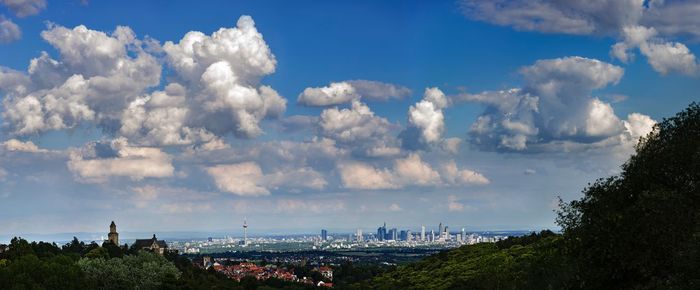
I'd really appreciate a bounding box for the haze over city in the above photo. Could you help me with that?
[1,0,698,238]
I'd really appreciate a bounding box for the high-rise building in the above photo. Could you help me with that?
[321,229,328,241]
[406,230,412,241]
[377,223,387,241]
[356,229,363,242]
[461,228,466,242]
[438,223,443,236]
[430,230,435,241]
[399,230,408,241]
[421,225,426,241]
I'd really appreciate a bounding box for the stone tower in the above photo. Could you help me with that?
[108,221,119,245]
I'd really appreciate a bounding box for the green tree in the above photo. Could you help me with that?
[558,103,700,289]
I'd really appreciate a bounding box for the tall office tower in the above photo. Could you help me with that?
[321,229,328,241]
[461,228,466,241]
[243,218,248,246]
[431,230,435,241]
[399,230,407,241]
[443,226,449,240]
[377,223,387,241]
[356,229,363,242]
[421,225,426,241]
[406,230,412,241]
[438,223,443,236]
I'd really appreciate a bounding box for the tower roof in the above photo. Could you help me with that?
[110,221,116,226]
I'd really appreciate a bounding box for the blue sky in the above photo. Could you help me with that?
[0,0,698,237]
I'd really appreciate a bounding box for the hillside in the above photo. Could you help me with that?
[360,231,571,290]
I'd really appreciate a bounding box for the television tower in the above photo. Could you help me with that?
[243,218,248,246]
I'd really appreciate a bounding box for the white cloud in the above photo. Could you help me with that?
[206,162,269,196]
[206,162,327,196]
[624,113,656,141]
[0,0,46,18]
[2,24,160,135]
[2,139,47,153]
[441,161,490,186]
[338,153,488,190]
[461,0,700,76]
[402,88,448,149]
[298,80,410,107]
[337,161,398,190]
[0,15,20,43]
[463,57,644,152]
[298,82,359,106]
[394,153,441,186]
[1,15,286,146]
[612,25,699,75]
[67,138,174,183]
[319,100,394,143]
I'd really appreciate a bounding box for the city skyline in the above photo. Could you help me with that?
[2,1,699,234]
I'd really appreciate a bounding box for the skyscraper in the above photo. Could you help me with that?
[321,229,328,241]
[461,227,466,242]
[377,222,387,241]
[421,225,426,241]
[356,229,363,242]
[438,222,443,236]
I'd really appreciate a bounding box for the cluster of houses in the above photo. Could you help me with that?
[198,258,334,287]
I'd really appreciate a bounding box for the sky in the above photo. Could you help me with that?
[0,0,699,237]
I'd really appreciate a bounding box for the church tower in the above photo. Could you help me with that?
[108,221,119,245]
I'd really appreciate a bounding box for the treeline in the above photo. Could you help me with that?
[0,237,318,289]
[344,103,700,289]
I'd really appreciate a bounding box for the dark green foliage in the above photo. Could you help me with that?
[558,103,700,289]
[362,234,572,290]
[332,261,394,288]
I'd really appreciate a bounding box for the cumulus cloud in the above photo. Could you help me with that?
[319,100,395,144]
[67,138,174,183]
[298,80,410,107]
[206,162,327,196]
[612,25,699,75]
[206,162,269,196]
[2,139,47,153]
[441,161,490,185]
[2,24,160,135]
[159,16,286,139]
[460,0,700,76]
[337,161,398,190]
[0,15,20,43]
[401,88,448,149]
[1,15,286,147]
[461,56,655,152]
[337,153,488,190]
[0,0,46,18]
